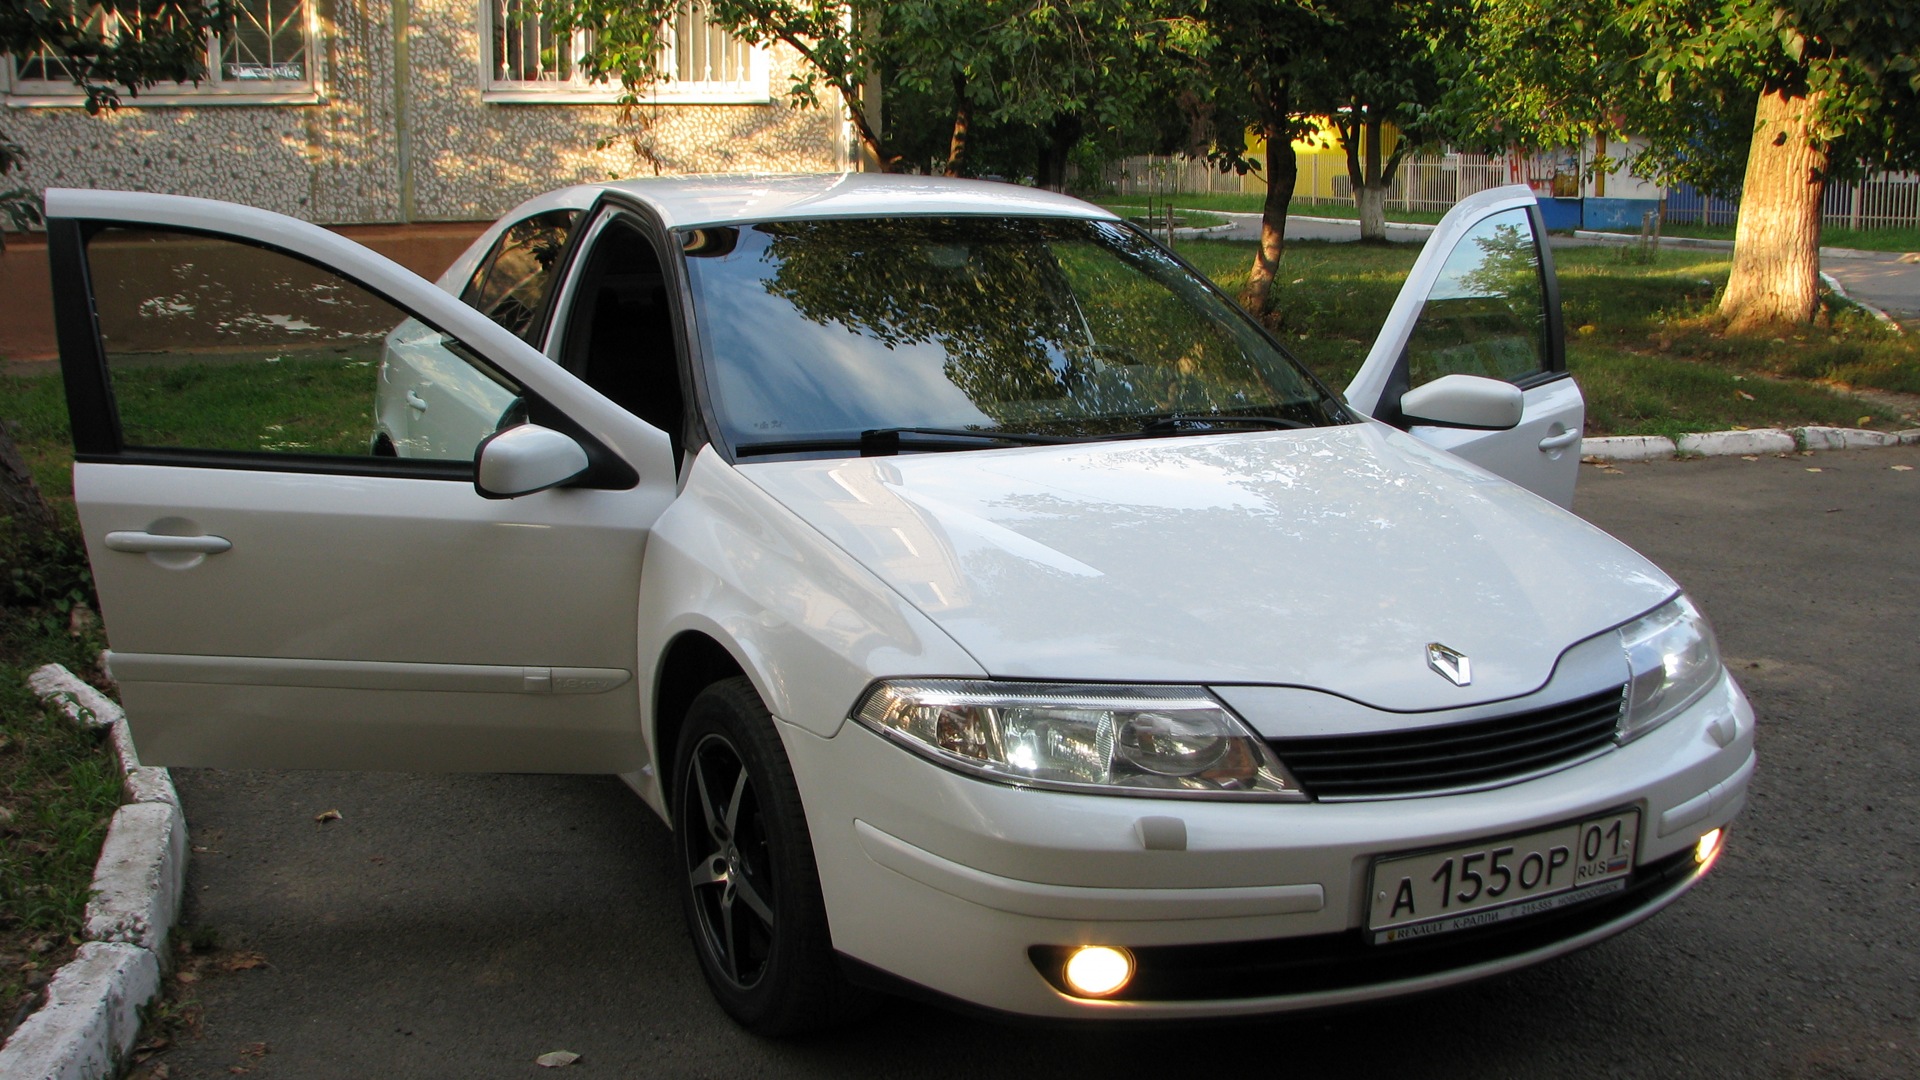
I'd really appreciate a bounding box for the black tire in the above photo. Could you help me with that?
[672,677,873,1035]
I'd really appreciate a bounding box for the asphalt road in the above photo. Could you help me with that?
[148,447,1919,1079]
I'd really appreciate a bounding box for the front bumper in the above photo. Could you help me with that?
[779,672,1755,1019]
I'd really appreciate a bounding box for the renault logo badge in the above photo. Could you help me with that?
[1427,642,1472,686]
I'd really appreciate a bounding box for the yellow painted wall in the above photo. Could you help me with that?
[1242,118,1402,198]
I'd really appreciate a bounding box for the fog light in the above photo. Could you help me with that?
[1062,945,1134,998]
[1695,828,1724,866]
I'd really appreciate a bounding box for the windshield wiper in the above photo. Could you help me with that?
[1137,414,1310,435]
[735,427,1082,458]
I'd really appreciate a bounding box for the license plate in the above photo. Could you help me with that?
[1367,809,1640,945]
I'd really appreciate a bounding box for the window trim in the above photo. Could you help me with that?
[3,0,323,108]
[476,0,770,106]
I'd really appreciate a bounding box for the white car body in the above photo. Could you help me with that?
[45,176,1752,1027]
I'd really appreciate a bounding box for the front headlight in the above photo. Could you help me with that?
[852,680,1306,800]
[1618,595,1722,743]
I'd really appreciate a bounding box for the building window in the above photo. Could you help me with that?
[4,1,318,106]
[484,0,768,104]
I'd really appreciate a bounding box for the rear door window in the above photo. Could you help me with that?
[459,210,578,341]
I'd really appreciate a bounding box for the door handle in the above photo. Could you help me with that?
[406,389,429,411]
[1537,429,1581,451]
[104,531,232,555]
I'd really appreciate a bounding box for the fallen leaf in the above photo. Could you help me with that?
[175,971,200,984]
[536,1051,582,1068]
[1735,390,1755,401]
[1892,465,1914,471]
[240,1042,268,1059]
[221,951,268,972]
[1826,507,1843,513]
[1741,455,1760,461]
[1858,415,1875,426]
[1806,467,1823,473]
[314,809,341,824]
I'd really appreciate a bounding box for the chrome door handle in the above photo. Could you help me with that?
[104,531,232,555]
[1537,429,1581,451]
[406,389,429,411]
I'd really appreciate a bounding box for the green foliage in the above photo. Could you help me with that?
[1453,0,1920,192]
[539,0,887,161]
[1302,0,1469,188]
[881,0,1207,175]
[1628,0,1920,180]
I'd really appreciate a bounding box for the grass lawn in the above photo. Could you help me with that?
[1178,237,1919,436]
[0,492,119,1032]
[0,369,124,1033]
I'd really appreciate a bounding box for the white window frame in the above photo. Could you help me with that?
[480,0,770,106]
[3,1,322,108]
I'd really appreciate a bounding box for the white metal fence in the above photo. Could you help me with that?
[1080,153,1920,231]
[1079,152,1510,213]
[1822,174,1920,231]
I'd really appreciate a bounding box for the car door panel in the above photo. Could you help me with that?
[47,189,677,772]
[1409,374,1584,507]
[1347,185,1584,506]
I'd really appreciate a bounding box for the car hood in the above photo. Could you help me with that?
[738,424,1675,711]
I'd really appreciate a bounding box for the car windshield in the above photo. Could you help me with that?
[679,216,1345,457]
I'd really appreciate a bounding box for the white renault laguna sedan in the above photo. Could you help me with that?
[46,175,1752,1034]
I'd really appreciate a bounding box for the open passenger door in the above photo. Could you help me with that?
[1345,185,1585,507]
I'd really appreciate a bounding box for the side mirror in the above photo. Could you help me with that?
[1399,374,1524,430]
[475,423,590,499]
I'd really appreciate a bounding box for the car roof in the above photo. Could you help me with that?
[505,172,1122,230]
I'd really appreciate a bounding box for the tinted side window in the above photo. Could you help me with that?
[86,226,522,464]
[1402,208,1551,389]
[459,210,578,341]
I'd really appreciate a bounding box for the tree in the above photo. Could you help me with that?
[1182,0,1336,317]
[1632,1,1920,330]
[1305,0,1464,241]
[1457,0,1920,331]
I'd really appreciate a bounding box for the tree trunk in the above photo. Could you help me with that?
[1034,114,1082,193]
[943,72,971,178]
[1241,123,1297,316]
[1721,88,1828,332]
[1355,185,1387,241]
[1355,117,1388,241]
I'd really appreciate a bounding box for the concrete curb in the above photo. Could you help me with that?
[1819,270,1905,335]
[1289,213,1437,235]
[0,666,186,1080]
[1583,425,1920,462]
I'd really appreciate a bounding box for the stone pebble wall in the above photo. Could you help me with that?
[3,0,843,226]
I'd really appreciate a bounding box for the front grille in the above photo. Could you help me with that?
[1269,686,1625,799]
